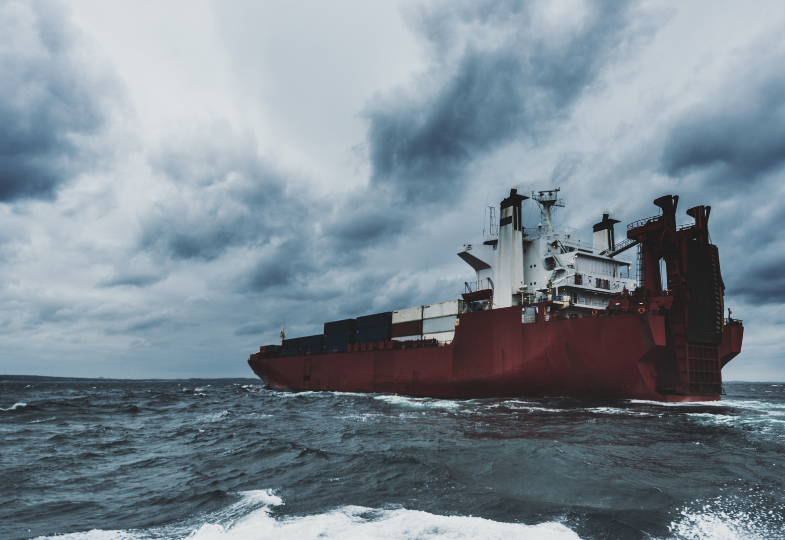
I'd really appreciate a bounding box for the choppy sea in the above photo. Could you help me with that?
[1,379,784,540]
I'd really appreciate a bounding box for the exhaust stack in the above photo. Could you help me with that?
[496,189,528,307]
[593,213,620,254]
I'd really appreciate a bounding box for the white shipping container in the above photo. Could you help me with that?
[391,335,421,341]
[422,315,457,334]
[423,300,464,319]
[392,306,423,324]
[423,331,455,344]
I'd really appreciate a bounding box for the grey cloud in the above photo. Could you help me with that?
[97,273,165,288]
[0,0,121,202]
[246,257,297,291]
[141,124,301,261]
[234,323,268,336]
[36,303,81,324]
[729,259,785,305]
[243,239,317,293]
[364,0,650,201]
[124,316,170,333]
[321,197,408,254]
[660,57,785,185]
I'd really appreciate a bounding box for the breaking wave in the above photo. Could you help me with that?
[1,402,27,411]
[31,490,581,540]
[667,493,785,540]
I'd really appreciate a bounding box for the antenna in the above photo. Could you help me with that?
[280,322,286,346]
[482,191,489,235]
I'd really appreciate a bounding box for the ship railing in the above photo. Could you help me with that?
[627,214,663,230]
[523,226,578,240]
[725,318,743,327]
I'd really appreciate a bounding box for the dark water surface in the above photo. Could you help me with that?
[1,379,784,539]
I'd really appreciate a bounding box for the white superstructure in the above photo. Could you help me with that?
[458,188,637,311]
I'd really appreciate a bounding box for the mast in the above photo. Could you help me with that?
[532,189,563,238]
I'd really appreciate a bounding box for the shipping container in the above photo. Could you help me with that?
[422,315,458,334]
[282,347,300,357]
[391,319,422,337]
[423,300,464,319]
[356,325,392,343]
[300,334,324,348]
[356,312,393,329]
[261,344,280,354]
[392,335,421,341]
[301,346,322,355]
[392,306,423,324]
[324,318,356,334]
[324,330,355,345]
[422,331,455,343]
[282,337,300,349]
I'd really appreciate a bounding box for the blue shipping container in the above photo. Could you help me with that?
[300,334,324,348]
[325,331,355,345]
[324,319,356,334]
[356,325,391,343]
[356,312,392,330]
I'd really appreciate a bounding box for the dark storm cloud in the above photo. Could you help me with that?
[141,124,302,262]
[0,0,120,202]
[660,57,785,185]
[364,0,649,200]
[320,195,410,255]
[705,197,785,307]
[730,259,785,304]
[244,240,309,292]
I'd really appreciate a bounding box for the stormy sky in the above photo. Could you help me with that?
[1,0,784,380]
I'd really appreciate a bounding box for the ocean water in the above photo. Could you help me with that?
[1,379,784,540]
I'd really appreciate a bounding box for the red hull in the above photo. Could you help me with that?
[248,306,743,402]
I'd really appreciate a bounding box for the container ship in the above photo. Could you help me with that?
[247,189,743,402]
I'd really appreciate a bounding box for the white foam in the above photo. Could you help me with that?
[243,413,273,420]
[200,506,581,540]
[29,416,57,424]
[685,412,785,431]
[667,496,785,540]
[31,490,581,540]
[199,411,230,422]
[1,402,27,411]
[374,395,461,409]
[342,412,382,422]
